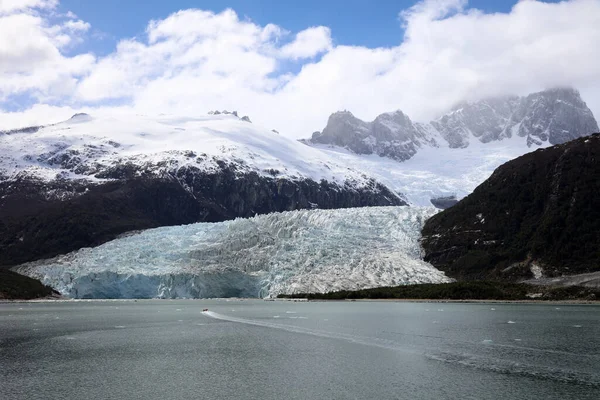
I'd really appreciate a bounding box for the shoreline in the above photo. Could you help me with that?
[336,298,600,305]
[1,297,599,305]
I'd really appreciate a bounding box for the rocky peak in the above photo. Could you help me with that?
[311,110,438,161]
[512,88,599,145]
[432,96,520,148]
[308,88,598,162]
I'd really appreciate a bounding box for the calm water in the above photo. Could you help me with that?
[1,300,599,400]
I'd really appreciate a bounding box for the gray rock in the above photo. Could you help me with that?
[430,196,458,209]
[312,110,440,161]
[512,88,599,145]
[309,88,598,160]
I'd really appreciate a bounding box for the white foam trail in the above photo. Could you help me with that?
[203,311,416,354]
[203,311,599,361]
[426,351,600,387]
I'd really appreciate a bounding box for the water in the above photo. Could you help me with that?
[1,300,599,400]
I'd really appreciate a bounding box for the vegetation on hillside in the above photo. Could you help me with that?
[0,269,58,300]
[421,133,600,280]
[277,282,600,301]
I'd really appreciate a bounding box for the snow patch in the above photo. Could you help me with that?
[308,133,547,205]
[530,264,543,280]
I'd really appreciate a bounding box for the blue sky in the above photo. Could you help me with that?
[58,0,558,55]
[1,0,597,137]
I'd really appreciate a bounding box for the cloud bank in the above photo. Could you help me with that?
[1,0,599,138]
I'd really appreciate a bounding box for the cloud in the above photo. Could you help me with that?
[1,0,600,139]
[0,0,58,14]
[0,1,94,103]
[279,26,332,59]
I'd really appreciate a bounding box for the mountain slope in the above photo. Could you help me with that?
[0,269,58,300]
[0,113,404,267]
[421,133,600,281]
[308,88,598,160]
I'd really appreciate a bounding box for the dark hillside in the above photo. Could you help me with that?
[0,170,402,268]
[421,133,600,280]
[0,269,58,300]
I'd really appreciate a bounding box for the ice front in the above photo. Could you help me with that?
[15,206,451,298]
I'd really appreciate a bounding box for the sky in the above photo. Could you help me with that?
[1,0,599,138]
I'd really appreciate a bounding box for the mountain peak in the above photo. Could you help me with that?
[67,113,93,124]
[309,88,598,160]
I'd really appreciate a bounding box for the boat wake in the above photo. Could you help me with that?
[425,351,600,388]
[204,310,600,387]
[203,311,416,354]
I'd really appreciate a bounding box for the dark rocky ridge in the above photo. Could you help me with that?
[0,269,58,300]
[309,88,599,161]
[0,165,404,268]
[421,133,600,281]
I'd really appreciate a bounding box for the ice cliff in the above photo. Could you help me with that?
[14,206,451,298]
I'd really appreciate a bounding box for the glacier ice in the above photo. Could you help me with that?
[15,206,451,299]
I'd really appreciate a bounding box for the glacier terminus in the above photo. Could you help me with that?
[14,206,451,299]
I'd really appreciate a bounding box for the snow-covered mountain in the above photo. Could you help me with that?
[0,112,388,189]
[14,206,451,298]
[308,88,599,161]
[0,112,407,267]
[3,89,598,299]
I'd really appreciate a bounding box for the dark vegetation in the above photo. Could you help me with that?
[0,269,58,300]
[0,168,403,268]
[278,281,600,301]
[421,133,600,280]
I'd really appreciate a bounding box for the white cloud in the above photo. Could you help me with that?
[0,1,93,103]
[2,0,600,138]
[279,26,332,59]
[0,0,57,14]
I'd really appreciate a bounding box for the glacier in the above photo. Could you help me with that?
[14,206,451,299]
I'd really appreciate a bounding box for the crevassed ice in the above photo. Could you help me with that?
[15,206,451,299]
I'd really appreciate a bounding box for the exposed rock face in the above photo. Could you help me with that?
[515,88,599,145]
[311,110,440,162]
[310,88,599,160]
[435,88,599,148]
[431,96,520,148]
[0,167,403,267]
[421,133,600,281]
[429,196,458,209]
